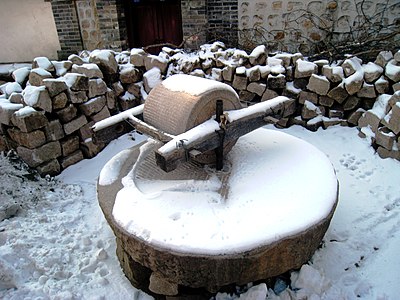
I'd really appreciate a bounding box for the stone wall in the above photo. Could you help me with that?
[238,0,400,53]
[1,43,399,176]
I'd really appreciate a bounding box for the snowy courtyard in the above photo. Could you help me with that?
[1,123,399,299]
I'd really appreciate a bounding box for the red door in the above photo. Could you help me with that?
[124,0,183,53]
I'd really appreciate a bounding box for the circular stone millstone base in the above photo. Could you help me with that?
[97,129,339,298]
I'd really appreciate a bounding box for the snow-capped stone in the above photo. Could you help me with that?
[63,73,89,91]
[43,78,68,97]
[342,58,364,95]
[143,67,162,93]
[247,82,266,96]
[211,68,223,81]
[72,63,103,79]
[12,67,31,85]
[119,64,141,84]
[387,103,400,134]
[105,88,117,110]
[267,73,286,89]
[302,100,322,120]
[295,59,317,78]
[363,62,383,83]
[9,92,23,104]
[0,100,23,125]
[307,74,330,95]
[357,82,376,98]
[385,59,400,82]
[29,68,53,86]
[267,57,285,74]
[32,57,54,72]
[88,78,108,99]
[52,60,73,77]
[374,76,390,94]
[328,108,344,119]
[259,65,271,79]
[376,127,396,150]
[342,57,362,77]
[222,65,235,81]
[89,50,118,75]
[347,108,365,125]
[11,107,48,132]
[79,95,106,116]
[394,50,400,63]
[389,91,400,106]
[22,85,52,113]
[144,55,168,73]
[126,82,141,98]
[190,69,206,77]
[5,82,23,96]
[130,48,147,67]
[375,51,393,68]
[322,65,344,83]
[249,45,267,65]
[68,54,85,66]
[112,81,125,97]
[247,66,261,82]
[393,82,400,92]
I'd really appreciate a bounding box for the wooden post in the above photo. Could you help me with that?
[215,100,224,171]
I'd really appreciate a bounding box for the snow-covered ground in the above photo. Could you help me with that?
[1,124,399,300]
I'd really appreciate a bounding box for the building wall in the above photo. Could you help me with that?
[238,0,400,54]
[0,0,61,63]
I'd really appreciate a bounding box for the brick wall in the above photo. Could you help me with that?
[207,0,238,47]
[181,0,208,49]
[50,0,84,59]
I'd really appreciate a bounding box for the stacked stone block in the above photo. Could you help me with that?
[1,44,400,176]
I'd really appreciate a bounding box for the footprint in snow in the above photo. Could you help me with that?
[339,154,374,180]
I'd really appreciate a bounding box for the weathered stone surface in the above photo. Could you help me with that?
[59,150,84,169]
[375,51,393,68]
[69,90,88,104]
[80,139,105,158]
[44,119,65,141]
[63,73,89,91]
[357,82,376,98]
[302,101,322,120]
[144,55,168,73]
[267,74,286,89]
[71,63,103,79]
[105,89,117,111]
[387,104,400,134]
[119,93,139,111]
[299,91,318,105]
[238,90,256,102]
[389,92,400,106]
[29,68,53,86]
[248,45,266,65]
[68,54,85,66]
[7,128,46,149]
[295,59,317,78]
[43,79,68,97]
[149,273,179,296]
[374,76,390,94]
[91,106,111,123]
[377,146,400,160]
[247,82,266,96]
[319,95,335,107]
[9,93,23,104]
[17,141,61,167]
[261,89,279,101]
[385,59,400,82]
[36,159,61,176]
[32,56,54,72]
[322,65,344,83]
[307,74,330,95]
[358,111,381,133]
[52,60,73,77]
[232,75,247,90]
[11,108,48,132]
[293,78,309,90]
[89,50,118,75]
[344,74,363,95]
[78,121,94,141]
[22,86,52,113]
[395,50,400,63]
[130,48,147,67]
[342,58,362,77]
[327,83,348,104]
[363,62,383,83]
[52,92,69,110]
[56,104,77,123]
[88,78,108,99]
[63,115,87,135]
[222,66,235,82]
[127,82,141,98]
[60,135,80,156]
[0,100,23,125]
[120,64,141,84]
[393,82,400,92]
[112,81,125,97]
[247,66,261,82]
[376,127,396,150]
[343,96,361,111]
[323,118,346,129]
[348,108,365,126]
[211,68,223,81]
[306,117,323,132]
[328,109,344,119]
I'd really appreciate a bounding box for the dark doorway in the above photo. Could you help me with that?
[124,0,183,53]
